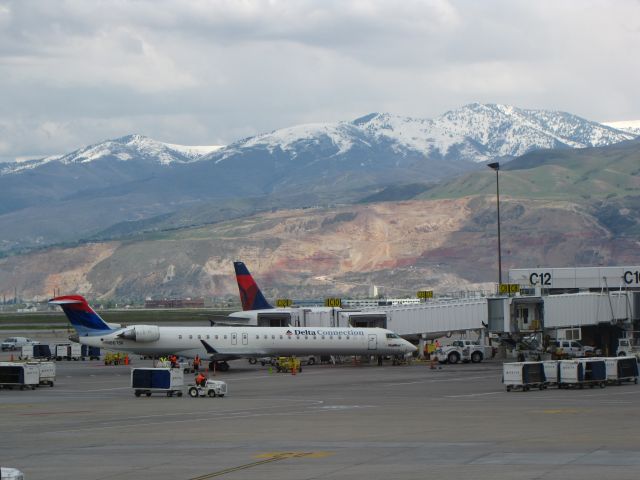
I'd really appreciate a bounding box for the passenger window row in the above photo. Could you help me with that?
[175,334,353,341]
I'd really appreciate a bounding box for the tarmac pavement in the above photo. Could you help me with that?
[1,357,640,479]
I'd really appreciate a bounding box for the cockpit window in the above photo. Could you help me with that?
[386,333,400,339]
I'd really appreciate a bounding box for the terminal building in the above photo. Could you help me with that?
[231,266,640,356]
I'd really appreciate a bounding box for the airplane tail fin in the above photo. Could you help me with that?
[233,261,273,311]
[49,295,115,336]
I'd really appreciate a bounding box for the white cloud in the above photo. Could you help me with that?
[0,0,639,161]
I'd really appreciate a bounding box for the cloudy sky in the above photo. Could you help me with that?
[1,0,639,162]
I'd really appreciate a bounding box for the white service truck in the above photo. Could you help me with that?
[433,340,492,364]
[187,379,227,398]
[548,340,595,358]
[616,335,640,358]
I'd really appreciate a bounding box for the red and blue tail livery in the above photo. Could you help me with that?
[49,295,115,336]
[233,261,273,311]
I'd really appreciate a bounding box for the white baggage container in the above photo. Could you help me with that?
[131,367,184,397]
[503,362,546,392]
[558,359,606,388]
[558,360,580,385]
[28,361,56,386]
[55,343,82,361]
[542,360,559,385]
[604,357,639,384]
[20,344,34,360]
[0,362,40,389]
[0,467,24,479]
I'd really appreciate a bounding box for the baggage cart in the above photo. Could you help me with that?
[558,359,606,389]
[179,360,195,374]
[542,360,559,386]
[81,345,101,360]
[503,362,546,392]
[27,361,56,386]
[604,356,639,385]
[20,344,52,360]
[131,368,184,397]
[0,362,39,390]
[0,467,24,479]
[55,343,82,361]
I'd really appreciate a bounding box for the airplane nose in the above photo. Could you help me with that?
[405,341,417,353]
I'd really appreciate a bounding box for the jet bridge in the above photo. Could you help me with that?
[375,299,489,337]
[257,312,292,327]
[339,312,387,329]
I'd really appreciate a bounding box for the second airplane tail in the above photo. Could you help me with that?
[233,261,273,311]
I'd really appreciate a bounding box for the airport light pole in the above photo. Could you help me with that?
[487,162,502,287]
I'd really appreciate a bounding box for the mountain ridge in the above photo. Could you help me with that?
[0,103,636,254]
[3,104,634,176]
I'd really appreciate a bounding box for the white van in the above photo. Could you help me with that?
[549,340,595,358]
[1,337,39,351]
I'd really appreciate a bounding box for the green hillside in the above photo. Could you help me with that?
[421,140,640,202]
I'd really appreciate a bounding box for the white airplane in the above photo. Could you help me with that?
[49,295,416,371]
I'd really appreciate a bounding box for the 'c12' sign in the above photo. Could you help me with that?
[529,272,552,286]
[624,270,640,285]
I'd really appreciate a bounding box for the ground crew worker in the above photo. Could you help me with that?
[193,355,201,372]
[170,354,178,368]
[195,372,206,387]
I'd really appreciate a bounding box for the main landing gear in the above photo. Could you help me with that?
[208,361,230,372]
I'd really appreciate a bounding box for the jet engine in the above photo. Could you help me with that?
[117,325,161,342]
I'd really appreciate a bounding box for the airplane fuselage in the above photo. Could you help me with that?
[78,326,415,359]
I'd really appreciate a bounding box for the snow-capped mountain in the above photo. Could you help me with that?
[1,135,223,175]
[2,104,634,178]
[0,103,637,255]
[208,103,635,168]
